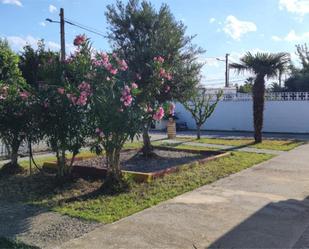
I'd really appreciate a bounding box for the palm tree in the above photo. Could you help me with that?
[230,52,290,143]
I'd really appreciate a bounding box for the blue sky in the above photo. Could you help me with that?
[1,0,309,87]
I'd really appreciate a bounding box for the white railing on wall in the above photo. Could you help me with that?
[221,92,309,101]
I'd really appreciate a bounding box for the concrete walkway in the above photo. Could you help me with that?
[162,139,285,155]
[59,143,309,249]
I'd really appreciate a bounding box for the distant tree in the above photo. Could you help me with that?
[284,44,309,92]
[238,77,254,93]
[183,88,222,139]
[268,82,285,92]
[19,40,58,89]
[106,0,203,156]
[230,52,290,143]
[0,39,23,84]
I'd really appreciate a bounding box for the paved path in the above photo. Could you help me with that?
[162,139,285,155]
[59,143,309,249]
[150,130,309,141]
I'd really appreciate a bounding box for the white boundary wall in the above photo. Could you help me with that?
[173,92,309,133]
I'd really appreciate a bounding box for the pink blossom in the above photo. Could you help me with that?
[0,95,6,100]
[76,95,88,106]
[95,128,102,133]
[118,59,128,71]
[57,87,65,95]
[78,82,91,93]
[131,82,138,89]
[168,103,176,115]
[109,68,118,75]
[106,76,111,81]
[166,73,173,81]
[120,85,133,107]
[154,56,165,63]
[118,108,124,112]
[66,93,77,105]
[100,52,109,63]
[164,85,170,93]
[19,91,30,100]
[153,107,165,121]
[136,73,141,80]
[73,34,86,46]
[147,105,153,113]
[159,68,166,78]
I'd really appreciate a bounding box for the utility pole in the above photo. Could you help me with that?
[60,8,65,62]
[225,53,230,88]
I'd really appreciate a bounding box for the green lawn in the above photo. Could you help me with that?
[0,143,273,224]
[0,237,39,249]
[176,137,305,151]
[42,150,271,223]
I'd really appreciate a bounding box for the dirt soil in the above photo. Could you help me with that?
[75,149,206,173]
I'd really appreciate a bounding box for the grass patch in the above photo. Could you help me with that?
[0,144,273,224]
[0,237,39,249]
[176,137,305,151]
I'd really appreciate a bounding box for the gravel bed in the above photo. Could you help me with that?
[75,149,206,173]
[0,201,100,249]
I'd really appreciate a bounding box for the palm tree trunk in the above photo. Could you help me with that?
[253,74,266,143]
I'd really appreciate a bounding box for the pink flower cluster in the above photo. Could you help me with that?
[117,59,128,71]
[131,82,138,89]
[93,52,119,75]
[19,91,30,100]
[153,56,165,63]
[164,85,171,93]
[64,82,92,106]
[73,35,86,46]
[120,85,133,107]
[95,128,104,138]
[159,68,172,81]
[153,106,165,121]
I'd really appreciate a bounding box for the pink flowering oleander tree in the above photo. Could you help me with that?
[0,81,36,174]
[136,56,176,157]
[89,51,144,187]
[38,36,93,177]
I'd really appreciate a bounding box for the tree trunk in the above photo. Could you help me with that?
[10,144,19,166]
[253,75,265,143]
[56,149,70,177]
[103,147,125,191]
[196,124,201,140]
[9,136,21,166]
[142,121,154,157]
[0,139,23,175]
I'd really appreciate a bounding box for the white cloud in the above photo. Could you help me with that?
[209,17,216,24]
[279,0,309,16]
[1,0,22,7]
[39,21,46,27]
[49,4,57,13]
[272,30,309,42]
[3,35,62,52]
[223,15,257,40]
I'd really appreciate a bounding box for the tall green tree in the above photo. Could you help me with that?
[19,40,57,89]
[105,0,203,156]
[0,39,23,84]
[230,52,290,143]
[285,44,309,92]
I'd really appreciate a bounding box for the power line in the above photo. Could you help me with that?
[64,18,106,38]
